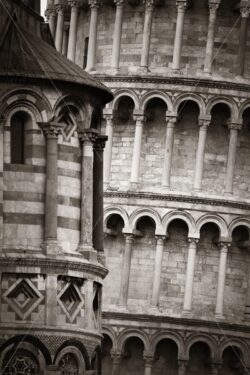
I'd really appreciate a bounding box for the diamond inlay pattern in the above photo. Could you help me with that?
[57,279,84,324]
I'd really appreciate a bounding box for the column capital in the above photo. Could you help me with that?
[208,0,221,12]
[133,114,145,124]
[210,362,222,374]
[240,6,250,18]
[114,0,125,7]
[38,121,64,139]
[178,358,188,369]
[69,0,83,8]
[78,129,98,143]
[176,0,188,11]
[123,233,134,243]
[55,2,68,12]
[94,135,108,150]
[88,0,100,8]
[218,242,231,251]
[228,122,242,131]
[155,235,167,245]
[143,351,154,366]
[198,118,210,129]
[188,237,199,244]
[143,0,154,11]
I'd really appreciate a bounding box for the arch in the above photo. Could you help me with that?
[206,96,239,122]
[112,89,140,111]
[53,94,90,128]
[219,338,249,365]
[54,339,90,370]
[55,346,86,374]
[117,329,150,352]
[239,100,250,120]
[129,208,163,235]
[104,206,129,230]
[162,210,196,238]
[0,335,52,365]
[185,334,218,359]
[141,91,173,113]
[102,327,117,351]
[195,214,229,239]
[228,217,250,239]
[150,331,184,357]
[173,93,206,116]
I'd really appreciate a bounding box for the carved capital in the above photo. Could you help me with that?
[69,0,83,8]
[240,6,250,18]
[38,121,64,139]
[155,235,166,245]
[166,116,177,128]
[176,0,187,11]
[45,7,56,18]
[94,135,108,151]
[143,351,154,366]
[115,0,125,7]
[88,0,100,8]
[188,237,199,245]
[228,122,242,131]
[143,0,154,11]
[209,2,220,13]
[218,242,231,252]
[124,233,134,243]
[198,119,210,129]
[133,114,145,125]
[78,129,98,144]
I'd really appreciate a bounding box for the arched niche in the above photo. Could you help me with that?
[101,334,113,375]
[120,337,145,375]
[152,338,178,375]
[220,346,244,375]
[187,341,211,375]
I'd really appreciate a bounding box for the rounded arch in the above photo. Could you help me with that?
[0,335,52,365]
[117,329,150,352]
[162,210,196,237]
[129,208,163,235]
[195,214,229,239]
[140,91,173,113]
[239,100,250,120]
[0,88,51,122]
[54,339,90,370]
[112,89,139,111]
[219,338,249,365]
[102,327,117,351]
[206,96,239,122]
[53,94,89,126]
[54,345,86,373]
[185,334,218,359]
[228,217,250,239]
[104,206,129,230]
[150,331,184,357]
[173,93,206,116]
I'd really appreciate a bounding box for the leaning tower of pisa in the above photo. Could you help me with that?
[47,0,250,373]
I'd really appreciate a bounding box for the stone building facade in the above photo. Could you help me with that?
[0,1,112,374]
[47,0,250,374]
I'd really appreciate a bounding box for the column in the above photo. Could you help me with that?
[193,119,210,191]
[215,242,230,317]
[55,4,65,53]
[237,4,250,77]
[110,351,122,375]
[140,0,154,71]
[103,114,114,188]
[93,135,108,260]
[119,234,134,306]
[204,1,220,74]
[111,0,124,73]
[162,116,176,188]
[67,0,80,62]
[62,24,69,56]
[143,353,153,375]
[183,238,199,312]
[0,118,3,253]
[130,115,145,187]
[77,129,98,260]
[46,274,57,326]
[178,359,188,375]
[86,0,99,71]
[172,0,187,71]
[45,7,57,39]
[151,236,166,307]
[225,123,241,194]
[38,121,64,254]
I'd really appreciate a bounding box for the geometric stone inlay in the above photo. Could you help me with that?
[2,349,39,375]
[57,282,84,323]
[59,112,77,142]
[3,278,43,320]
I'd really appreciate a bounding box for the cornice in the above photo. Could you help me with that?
[104,191,250,210]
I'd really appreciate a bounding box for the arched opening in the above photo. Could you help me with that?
[160,219,189,313]
[10,111,32,164]
[2,348,40,375]
[220,346,244,375]
[101,334,113,375]
[58,352,79,375]
[120,337,144,375]
[152,338,178,374]
[171,100,200,191]
[103,214,125,306]
[193,223,220,316]
[141,98,168,188]
[115,96,135,122]
[203,103,231,193]
[187,342,211,375]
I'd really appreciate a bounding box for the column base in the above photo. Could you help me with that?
[78,245,98,262]
[41,240,62,256]
[182,310,192,317]
[215,313,225,320]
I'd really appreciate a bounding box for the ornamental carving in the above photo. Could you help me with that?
[2,349,39,375]
[240,6,250,18]
[38,121,65,138]
[88,0,99,8]
[143,0,154,11]
[59,353,79,375]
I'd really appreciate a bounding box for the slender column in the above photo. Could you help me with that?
[130,115,145,187]
[225,122,241,194]
[119,234,134,306]
[103,115,114,188]
[143,353,153,375]
[178,360,188,375]
[237,5,250,77]
[193,119,210,191]
[111,0,124,72]
[183,238,199,312]
[86,0,99,71]
[55,4,65,53]
[140,0,154,71]
[162,116,177,188]
[204,1,220,74]
[38,121,64,254]
[77,130,98,259]
[172,0,187,71]
[215,242,230,317]
[0,118,4,253]
[46,7,57,39]
[67,0,80,62]
[111,351,122,375]
[62,24,69,56]
[46,274,58,325]
[151,236,166,307]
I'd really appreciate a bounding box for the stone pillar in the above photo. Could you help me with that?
[46,7,57,39]
[143,353,153,375]
[39,121,64,255]
[110,351,122,375]
[215,242,230,317]
[46,274,57,325]
[119,234,134,306]
[130,114,145,187]
[183,238,199,312]
[151,236,166,307]
[103,114,114,188]
[62,24,69,56]
[237,4,250,77]
[162,116,176,188]
[77,129,98,261]
[193,119,210,191]
[178,359,188,375]
[140,0,154,71]
[0,118,4,253]
[86,0,99,71]
[172,0,187,71]
[93,135,108,261]
[204,1,220,74]
[111,0,124,73]
[55,4,65,53]
[225,122,241,194]
[67,0,80,62]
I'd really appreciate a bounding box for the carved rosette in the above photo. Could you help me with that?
[133,114,145,125]
[228,122,242,131]
[166,116,177,128]
[208,0,220,13]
